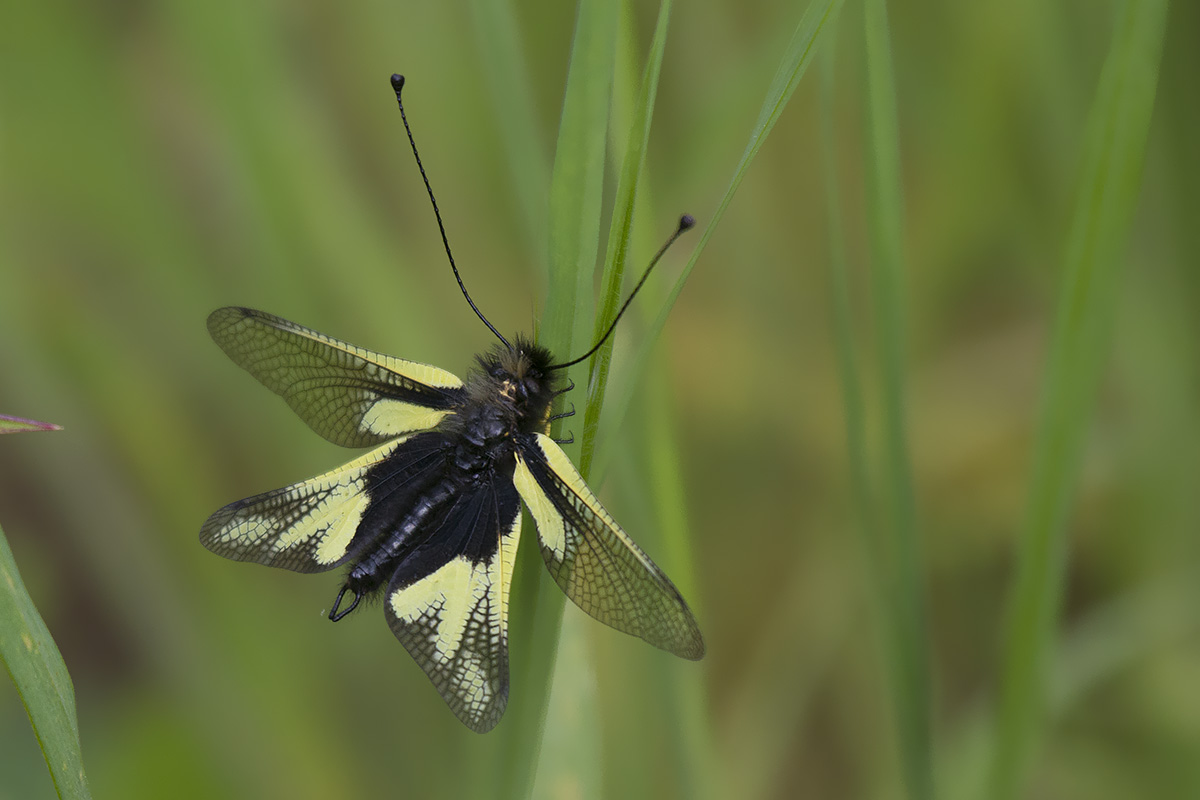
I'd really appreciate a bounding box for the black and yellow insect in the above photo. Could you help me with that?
[199,75,703,733]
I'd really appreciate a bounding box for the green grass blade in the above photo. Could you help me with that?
[820,29,876,561]
[641,368,715,798]
[500,1,616,796]
[988,2,1169,798]
[825,22,932,800]
[0,523,92,799]
[533,3,682,796]
[539,1,618,366]
[466,0,551,261]
[578,0,673,479]
[596,0,844,465]
[862,1,934,798]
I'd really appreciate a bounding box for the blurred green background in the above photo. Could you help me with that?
[1,0,1196,798]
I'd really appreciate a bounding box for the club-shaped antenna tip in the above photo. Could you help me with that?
[391,74,405,92]
[679,213,696,231]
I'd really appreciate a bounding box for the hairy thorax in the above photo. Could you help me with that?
[441,337,559,475]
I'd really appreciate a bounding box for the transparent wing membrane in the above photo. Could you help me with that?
[207,307,464,447]
[514,434,704,660]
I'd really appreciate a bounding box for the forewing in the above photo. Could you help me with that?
[513,433,704,660]
[200,434,445,572]
[385,465,521,733]
[208,307,465,448]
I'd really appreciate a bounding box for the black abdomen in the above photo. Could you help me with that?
[344,416,516,597]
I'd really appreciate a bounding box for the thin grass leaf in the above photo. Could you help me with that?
[988,2,1169,798]
[820,25,876,565]
[0,523,92,799]
[539,0,618,367]
[500,1,616,796]
[596,0,844,471]
[822,23,934,800]
[466,0,551,261]
[531,3,680,796]
[861,1,934,798]
[529,605,603,799]
[0,415,62,434]
[638,367,716,797]
[593,3,715,792]
[611,8,716,791]
[578,0,673,479]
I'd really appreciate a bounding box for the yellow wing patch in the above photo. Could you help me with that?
[513,457,567,560]
[514,433,705,660]
[270,481,370,566]
[390,557,487,661]
[385,505,522,733]
[360,398,451,440]
[200,438,406,572]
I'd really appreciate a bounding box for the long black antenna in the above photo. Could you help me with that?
[548,214,695,370]
[391,74,511,350]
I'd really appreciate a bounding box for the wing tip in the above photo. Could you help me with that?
[459,696,508,734]
[206,306,262,348]
[198,503,235,552]
[678,611,706,660]
[206,304,252,327]
[676,635,706,661]
[654,623,705,661]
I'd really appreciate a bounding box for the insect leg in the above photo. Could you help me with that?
[547,402,576,423]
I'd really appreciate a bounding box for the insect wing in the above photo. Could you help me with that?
[207,307,465,448]
[513,433,704,660]
[200,437,417,572]
[384,471,522,733]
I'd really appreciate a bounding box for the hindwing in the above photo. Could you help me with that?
[200,432,450,573]
[513,433,705,660]
[384,462,522,733]
[207,307,466,448]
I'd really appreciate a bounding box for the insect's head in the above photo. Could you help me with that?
[485,338,557,431]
